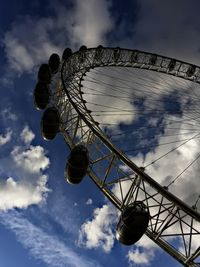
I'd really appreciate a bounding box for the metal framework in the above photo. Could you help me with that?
[50,47,200,266]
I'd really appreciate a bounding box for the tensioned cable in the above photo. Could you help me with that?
[124,66,199,99]
[144,132,200,168]
[84,78,200,118]
[101,65,200,103]
[123,135,200,154]
[166,152,200,187]
[110,129,200,138]
[88,67,199,120]
[91,68,200,104]
[86,101,200,129]
[83,87,200,116]
[85,68,199,104]
[79,65,200,195]
[82,74,200,132]
[83,76,200,122]
[84,90,200,120]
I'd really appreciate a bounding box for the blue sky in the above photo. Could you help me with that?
[0,0,200,266]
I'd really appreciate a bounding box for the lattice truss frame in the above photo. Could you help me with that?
[50,47,200,266]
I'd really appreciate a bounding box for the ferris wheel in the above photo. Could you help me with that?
[34,46,200,266]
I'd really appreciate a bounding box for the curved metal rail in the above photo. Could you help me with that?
[52,47,200,266]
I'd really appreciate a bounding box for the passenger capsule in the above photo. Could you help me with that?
[94,45,103,61]
[79,45,87,63]
[48,53,60,74]
[116,201,150,246]
[34,82,50,110]
[65,145,89,184]
[38,64,51,83]
[149,54,157,65]
[113,47,120,62]
[79,45,87,51]
[130,51,138,63]
[62,48,72,60]
[41,107,60,140]
[97,45,103,49]
[168,59,176,71]
[186,65,196,77]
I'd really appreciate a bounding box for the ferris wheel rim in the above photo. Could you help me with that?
[61,46,200,222]
[53,46,200,266]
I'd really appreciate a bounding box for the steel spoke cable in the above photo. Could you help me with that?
[108,120,200,136]
[85,75,200,111]
[85,75,178,100]
[86,106,200,129]
[88,68,200,119]
[110,129,200,139]
[193,195,200,209]
[166,152,200,187]
[110,128,200,142]
[144,132,200,168]
[92,111,200,129]
[84,93,200,120]
[91,68,200,104]
[123,135,200,154]
[59,49,200,266]
[92,113,135,117]
[94,114,200,130]
[93,68,174,94]
[82,84,200,117]
[83,58,200,184]
[88,72,200,123]
[84,72,200,110]
[101,69,200,120]
[162,70,200,102]
[84,76,170,99]
[98,120,200,132]
[83,86,199,123]
[84,77,161,99]
[109,66,200,103]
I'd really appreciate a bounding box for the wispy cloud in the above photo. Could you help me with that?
[0,108,17,121]
[0,128,12,146]
[11,145,50,174]
[85,198,93,205]
[0,211,102,267]
[20,125,35,144]
[127,235,158,266]
[69,0,114,47]
[78,204,118,253]
[2,0,114,76]
[0,126,50,211]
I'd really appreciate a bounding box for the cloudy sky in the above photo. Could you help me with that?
[1,0,200,266]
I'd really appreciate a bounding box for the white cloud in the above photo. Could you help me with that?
[70,0,114,46]
[78,69,200,264]
[0,175,49,211]
[86,198,93,205]
[0,108,17,121]
[127,235,158,266]
[0,126,50,211]
[20,126,35,144]
[3,16,61,74]
[4,34,35,73]
[3,0,114,75]
[0,128,12,146]
[127,248,154,266]
[11,145,50,174]
[0,211,102,267]
[78,204,118,252]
